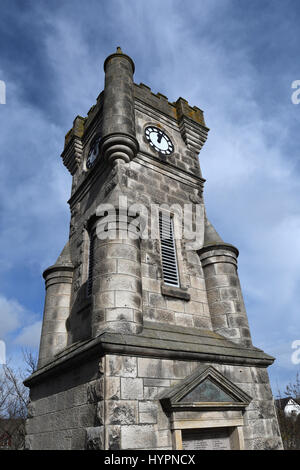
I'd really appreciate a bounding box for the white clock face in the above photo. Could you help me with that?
[145,126,174,155]
[86,137,101,169]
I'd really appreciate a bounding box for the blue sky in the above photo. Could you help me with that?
[0,0,300,394]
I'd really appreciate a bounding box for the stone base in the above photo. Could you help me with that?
[25,324,283,450]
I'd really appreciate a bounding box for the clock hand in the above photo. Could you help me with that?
[157,131,163,144]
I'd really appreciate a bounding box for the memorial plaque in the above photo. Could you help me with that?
[182,428,231,450]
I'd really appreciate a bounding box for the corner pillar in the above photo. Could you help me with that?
[38,264,74,368]
[198,243,252,347]
[89,212,143,336]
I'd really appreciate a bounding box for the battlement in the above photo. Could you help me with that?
[134,83,207,128]
[63,81,207,154]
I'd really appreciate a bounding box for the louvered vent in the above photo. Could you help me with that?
[159,212,179,287]
[87,232,95,297]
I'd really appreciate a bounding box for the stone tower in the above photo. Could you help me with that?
[24,48,283,450]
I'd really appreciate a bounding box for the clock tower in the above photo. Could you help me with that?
[24,48,283,450]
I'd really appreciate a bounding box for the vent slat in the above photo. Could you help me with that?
[87,234,95,296]
[159,213,179,287]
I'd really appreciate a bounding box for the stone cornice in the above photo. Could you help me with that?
[24,322,274,387]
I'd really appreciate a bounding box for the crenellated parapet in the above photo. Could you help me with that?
[175,98,209,154]
[134,84,209,154]
[61,116,85,175]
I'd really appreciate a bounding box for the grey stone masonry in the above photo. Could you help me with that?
[101,47,139,167]
[89,209,143,336]
[38,243,74,368]
[199,243,252,347]
[25,48,283,450]
[25,356,103,450]
[25,322,282,449]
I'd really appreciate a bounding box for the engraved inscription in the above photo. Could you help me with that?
[182,428,231,450]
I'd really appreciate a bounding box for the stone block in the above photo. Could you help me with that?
[93,259,117,277]
[106,307,134,322]
[141,263,157,278]
[174,360,196,377]
[139,401,157,413]
[87,379,104,403]
[78,404,96,428]
[139,412,157,424]
[206,275,230,289]
[106,400,138,425]
[96,401,104,425]
[253,383,273,401]
[218,365,252,384]
[215,327,240,339]
[149,293,167,308]
[105,376,121,400]
[244,436,283,450]
[106,425,121,450]
[100,243,139,262]
[106,355,137,378]
[210,301,235,315]
[227,315,249,328]
[144,386,159,399]
[190,276,206,290]
[100,273,141,292]
[115,290,142,309]
[121,377,144,400]
[85,426,104,450]
[156,429,172,448]
[183,300,202,315]
[166,298,185,313]
[145,307,175,324]
[121,425,157,449]
[251,367,270,384]
[143,378,171,387]
[138,358,174,379]
[192,315,212,329]
[71,428,86,450]
[189,288,208,303]
[118,259,141,276]
[175,312,193,327]
[220,287,238,300]
[142,277,161,293]
[214,263,236,275]
[211,315,228,329]
[202,263,216,277]
[206,289,220,304]
[93,291,115,309]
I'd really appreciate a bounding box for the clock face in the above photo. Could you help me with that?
[145,126,174,155]
[86,137,101,169]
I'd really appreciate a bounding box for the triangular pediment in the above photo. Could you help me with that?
[159,365,252,411]
[181,377,236,403]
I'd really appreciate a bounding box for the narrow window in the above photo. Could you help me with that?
[87,231,95,296]
[159,212,180,287]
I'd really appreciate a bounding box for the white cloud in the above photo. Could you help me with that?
[0,292,41,359]
[14,321,42,349]
[0,294,24,337]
